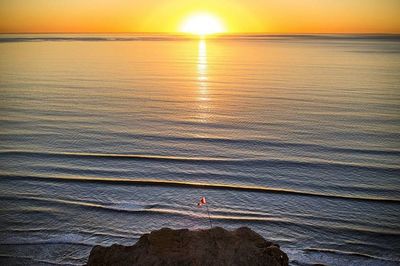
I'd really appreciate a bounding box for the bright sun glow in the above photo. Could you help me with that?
[181,13,225,35]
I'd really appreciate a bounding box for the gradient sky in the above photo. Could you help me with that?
[1,0,400,33]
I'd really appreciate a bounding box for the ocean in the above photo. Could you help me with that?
[0,34,399,265]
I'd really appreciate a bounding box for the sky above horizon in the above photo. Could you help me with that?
[1,0,400,34]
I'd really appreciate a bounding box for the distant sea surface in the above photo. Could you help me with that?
[0,34,399,265]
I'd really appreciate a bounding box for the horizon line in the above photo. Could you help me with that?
[1,31,400,35]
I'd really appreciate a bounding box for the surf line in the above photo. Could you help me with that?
[2,174,399,204]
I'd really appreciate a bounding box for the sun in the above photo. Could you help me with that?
[180,13,226,36]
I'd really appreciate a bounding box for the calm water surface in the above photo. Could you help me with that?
[0,34,399,265]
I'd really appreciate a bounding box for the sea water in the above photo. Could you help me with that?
[0,34,399,265]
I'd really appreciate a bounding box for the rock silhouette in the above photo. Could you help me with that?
[87,227,289,266]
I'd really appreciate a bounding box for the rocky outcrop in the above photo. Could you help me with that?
[86,227,288,266]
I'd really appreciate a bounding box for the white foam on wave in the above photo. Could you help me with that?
[284,248,400,266]
[1,232,98,246]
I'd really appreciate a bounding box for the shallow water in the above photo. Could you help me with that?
[0,34,400,265]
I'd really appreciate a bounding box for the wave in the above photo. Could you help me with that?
[0,224,143,243]
[1,173,399,204]
[287,248,400,266]
[0,231,104,250]
[0,254,74,266]
[0,194,294,226]
[0,150,233,162]
[3,194,400,245]
[0,240,93,247]
[1,195,290,224]
[109,133,400,157]
[1,150,398,172]
[4,194,400,238]
[304,248,400,263]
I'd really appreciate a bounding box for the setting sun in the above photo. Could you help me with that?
[180,13,226,35]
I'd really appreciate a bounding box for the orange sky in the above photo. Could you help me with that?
[1,0,399,33]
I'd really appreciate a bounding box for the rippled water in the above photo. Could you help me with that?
[0,34,399,265]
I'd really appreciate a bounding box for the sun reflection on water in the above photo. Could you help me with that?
[197,39,210,122]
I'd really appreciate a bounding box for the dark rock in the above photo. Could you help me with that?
[86,227,289,266]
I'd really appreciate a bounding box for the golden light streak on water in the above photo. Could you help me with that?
[196,39,210,122]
